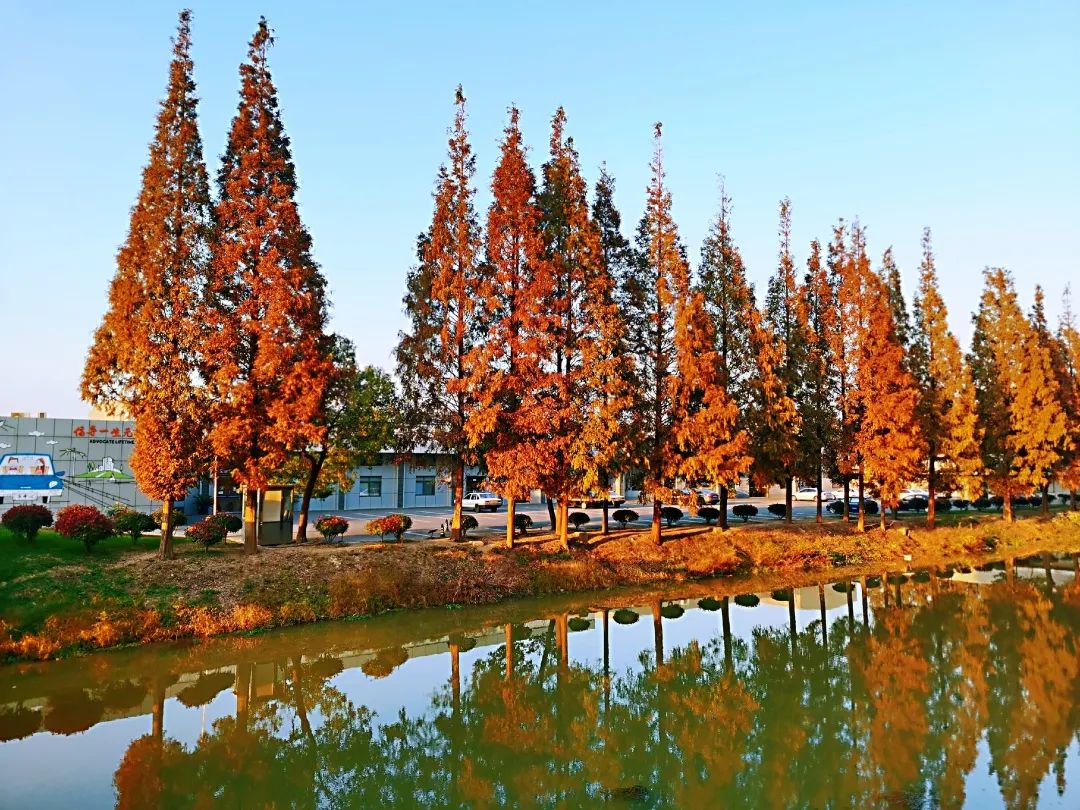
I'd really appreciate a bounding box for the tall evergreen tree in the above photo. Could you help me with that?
[969,268,1069,521]
[798,238,838,523]
[468,106,545,547]
[1055,287,1080,508]
[396,86,485,542]
[202,18,333,552]
[624,124,744,542]
[909,228,982,527]
[761,198,805,521]
[591,166,637,534]
[697,183,759,527]
[528,109,631,549]
[82,10,213,559]
[879,246,911,355]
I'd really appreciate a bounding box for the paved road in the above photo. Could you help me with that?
[314,495,839,542]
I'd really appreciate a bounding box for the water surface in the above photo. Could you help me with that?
[1,554,1078,808]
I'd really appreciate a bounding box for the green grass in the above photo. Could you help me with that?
[0,526,165,633]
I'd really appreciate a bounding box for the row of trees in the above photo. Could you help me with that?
[82,13,396,557]
[397,89,1080,547]
[83,14,1078,558]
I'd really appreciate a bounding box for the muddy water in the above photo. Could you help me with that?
[1,554,1078,808]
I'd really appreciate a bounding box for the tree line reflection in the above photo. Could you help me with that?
[4,558,1079,808]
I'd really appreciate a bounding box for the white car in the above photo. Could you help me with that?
[899,488,929,500]
[794,487,835,502]
[462,491,502,512]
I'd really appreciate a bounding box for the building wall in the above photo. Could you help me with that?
[0,415,162,515]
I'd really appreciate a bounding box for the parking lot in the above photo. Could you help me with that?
[319,494,838,542]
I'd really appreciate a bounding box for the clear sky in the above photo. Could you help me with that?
[2,1,1077,417]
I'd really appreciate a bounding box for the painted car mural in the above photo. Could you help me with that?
[0,453,65,504]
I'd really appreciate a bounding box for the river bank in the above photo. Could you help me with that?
[3,510,1079,662]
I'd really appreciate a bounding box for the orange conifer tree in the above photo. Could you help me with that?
[909,228,982,527]
[396,87,485,542]
[624,124,744,542]
[202,18,333,552]
[81,11,213,559]
[468,106,545,548]
[969,269,1069,521]
[527,108,631,549]
[852,270,924,530]
[824,220,859,519]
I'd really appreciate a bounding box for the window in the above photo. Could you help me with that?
[356,476,382,497]
[415,476,436,497]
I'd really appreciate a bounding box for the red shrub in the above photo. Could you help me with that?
[1,504,53,542]
[54,505,113,551]
[315,514,350,540]
[365,514,412,542]
[185,517,228,549]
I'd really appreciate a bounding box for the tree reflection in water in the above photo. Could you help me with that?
[2,561,1077,808]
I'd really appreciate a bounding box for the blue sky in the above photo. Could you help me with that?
[2,1,1077,416]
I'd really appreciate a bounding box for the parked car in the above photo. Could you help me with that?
[569,492,627,509]
[695,489,720,505]
[899,488,929,501]
[794,487,835,502]
[462,491,502,512]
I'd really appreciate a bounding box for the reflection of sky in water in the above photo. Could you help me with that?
[3,565,1080,809]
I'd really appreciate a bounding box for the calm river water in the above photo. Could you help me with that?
[1,554,1078,808]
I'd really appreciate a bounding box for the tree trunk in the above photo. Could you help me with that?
[546,494,557,531]
[450,460,465,541]
[242,488,259,554]
[842,479,851,522]
[721,596,733,671]
[651,497,662,545]
[158,500,174,560]
[818,583,828,646]
[557,497,569,551]
[1041,483,1049,517]
[652,601,664,668]
[1003,491,1014,523]
[880,502,887,532]
[784,476,793,524]
[601,502,609,536]
[505,624,514,680]
[927,454,936,529]
[505,498,516,549]
[295,449,324,543]
[815,466,823,524]
[856,473,865,532]
[1070,489,1078,510]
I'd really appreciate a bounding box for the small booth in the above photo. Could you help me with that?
[241,485,294,546]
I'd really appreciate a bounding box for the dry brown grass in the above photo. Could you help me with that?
[2,511,1078,661]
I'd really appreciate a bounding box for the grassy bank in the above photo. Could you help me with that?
[2,509,1079,662]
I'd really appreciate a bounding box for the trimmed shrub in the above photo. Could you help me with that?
[448,633,477,652]
[568,617,590,632]
[513,513,533,535]
[771,589,793,602]
[767,503,787,519]
[831,581,854,593]
[185,517,228,549]
[973,497,991,511]
[865,576,882,588]
[913,570,932,583]
[935,568,955,578]
[989,496,1004,509]
[1,504,53,542]
[732,504,758,522]
[568,511,591,529]
[612,608,639,625]
[460,514,479,536]
[111,509,157,544]
[862,500,880,515]
[697,597,722,611]
[612,509,639,528]
[1028,495,1043,508]
[734,593,760,608]
[904,496,929,512]
[365,514,412,542]
[660,506,683,527]
[660,604,685,620]
[952,498,970,510]
[934,497,952,513]
[54,505,113,552]
[315,515,349,541]
[362,647,409,679]
[887,573,909,585]
[826,500,844,515]
[150,507,186,529]
[697,506,720,525]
